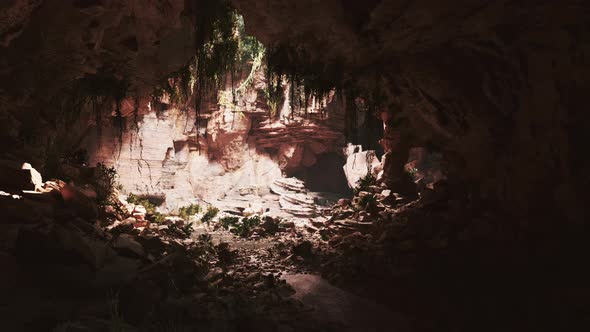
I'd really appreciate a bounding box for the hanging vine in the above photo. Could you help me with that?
[145,0,388,149]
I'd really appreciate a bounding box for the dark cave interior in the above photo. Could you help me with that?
[0,0,589,331]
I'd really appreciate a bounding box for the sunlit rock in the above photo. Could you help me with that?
[342,144,380,189]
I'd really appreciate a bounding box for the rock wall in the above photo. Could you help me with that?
[1,0,589,224]
[233,0,590,225]
[83,69,347,211]
[0,0,194,168]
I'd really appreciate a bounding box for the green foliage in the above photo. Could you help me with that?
[219,215,261,237]
[406,167,418,177]
[178,204,202,221]
[152,212,166,223]
[94,163,122,208]
[353,172,376,195]
[150,1,265,120]
[219,216,240,229]
[263,83,281,118]
[236,46,265,95]
[201,205,219,224]
[197,233,214,248]
[127,193,167,222]
[127,193,157,215]
[264,43,345,119]
[358,193,377,210]
[238,215,261,236]
[166,223,194,238]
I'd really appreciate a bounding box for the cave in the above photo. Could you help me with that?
[1,1,589,331]
[292,152,352,196]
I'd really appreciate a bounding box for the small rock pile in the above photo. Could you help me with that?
[271,177,317,217]
[306,179,589,332]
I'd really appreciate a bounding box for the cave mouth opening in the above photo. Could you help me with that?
[66,5,372,224]
[292,152,352,197]
[2,0,589,330]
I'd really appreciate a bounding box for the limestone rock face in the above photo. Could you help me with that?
[207,106,252,171]
[342,144,380,189]
[278,143,303,174]
[83,63,347,211]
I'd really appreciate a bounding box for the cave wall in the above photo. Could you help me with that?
[232,0,590,224]
[0,0,195,168]
[1,0,589,223]
[83,67,347,211]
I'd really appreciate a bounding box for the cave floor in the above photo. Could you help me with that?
[5,180,588,332]
[184,218,405,331]
[185,221,407,331]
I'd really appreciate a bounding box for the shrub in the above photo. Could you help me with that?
[178,204,202,221]
[127,193,157,214]
[238,215,261,236]
[94,163,122,208]
[127,193,166,222]
[201,206,219,224]
[354,172,376,195]
[152,212,166,223]
[219,216,240,229]
[406,167,418,177]
[219,215,261,237]
[359,193,377,208]
[167,223,194,238]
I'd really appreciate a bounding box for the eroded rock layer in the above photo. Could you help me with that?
[83,66,346,212]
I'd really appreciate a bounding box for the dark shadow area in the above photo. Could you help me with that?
[293,153,352,196]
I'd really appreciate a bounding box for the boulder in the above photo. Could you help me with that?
[278,143,304,173]
[20,163,43,190]
[337,198,351,207]
[261,216,279,234]
[53,224,117,269]
[113,234,146,258]
[292,240,313,258]
[133,205,147,215]
[94,256,141,288]
[338,232,372,249]
[0,161,42,191]
[0,193,54,224]
[342,145,380,189]
[14,223,114,271]
[278,220,295,229]
[60,185,99,221]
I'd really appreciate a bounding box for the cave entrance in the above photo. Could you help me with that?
[55,3,366,237]
[292,152,352,197]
